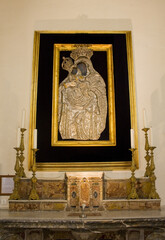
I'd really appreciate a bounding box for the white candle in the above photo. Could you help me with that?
[143,108,147,128]
[16,128,21,148]
[21,109,26,129]
[130,129,135,148]
[149,127,153,146]
[33,129,37,149]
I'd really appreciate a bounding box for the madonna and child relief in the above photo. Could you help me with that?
[58,46,107,141]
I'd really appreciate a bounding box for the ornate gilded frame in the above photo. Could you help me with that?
[29,31,138,171]
[52,43,116,147]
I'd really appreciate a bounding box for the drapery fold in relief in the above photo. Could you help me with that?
[58,46,107,140]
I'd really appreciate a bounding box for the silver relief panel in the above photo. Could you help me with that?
[58,47,107,140]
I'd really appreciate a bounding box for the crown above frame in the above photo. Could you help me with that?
[70,46,93,60]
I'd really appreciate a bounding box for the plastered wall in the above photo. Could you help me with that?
[0,0,165,206]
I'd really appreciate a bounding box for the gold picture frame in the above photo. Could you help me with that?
[52,43,116,147]
[29,31,138,171]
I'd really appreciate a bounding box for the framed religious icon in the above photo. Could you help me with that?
[29,31,138,171]
[52,44,116,147]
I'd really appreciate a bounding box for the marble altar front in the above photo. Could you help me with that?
[0,207,165,240]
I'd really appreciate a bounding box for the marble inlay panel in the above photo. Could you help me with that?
[9,200,67,211]
[104,178,151,199]
[18,179,66,200]
[18,177,152,202]
[9,202,41,211]
[103,199,161,210]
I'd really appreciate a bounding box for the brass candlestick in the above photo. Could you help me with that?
[29,149,39,200]
[19,128,26,178]
[9,148,20,200]
[148,146,160,199]
[127,148,139,199]
[142,128,151,177]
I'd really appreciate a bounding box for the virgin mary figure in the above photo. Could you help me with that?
[58,46,107,141]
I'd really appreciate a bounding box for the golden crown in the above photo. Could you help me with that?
[70,46,93,60]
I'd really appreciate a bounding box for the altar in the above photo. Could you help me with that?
[1,32,163,240]
[1,171,161,240]
[8,172,160,212]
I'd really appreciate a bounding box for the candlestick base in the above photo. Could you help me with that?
[29,149,39,200]
[9,147,20,200]
[148,146,160,199]
[142,128,151,177]
[127,148,139,200]
[29,186,39,200]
